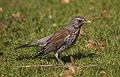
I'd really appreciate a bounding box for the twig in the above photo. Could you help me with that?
[15,64,65,68]
[82,64,98,68]
[15,64,97,69]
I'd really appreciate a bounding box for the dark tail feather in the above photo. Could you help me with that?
[14,44,34,50]
[33,51,45,58]
[33,48,48,58]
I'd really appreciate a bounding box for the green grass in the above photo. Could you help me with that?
[0,0,120,77]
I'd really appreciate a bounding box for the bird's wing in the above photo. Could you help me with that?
[56,29,80,52]
[57,33,77,52]
[40,28,70,55]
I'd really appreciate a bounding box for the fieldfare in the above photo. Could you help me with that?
[14,16,90,65]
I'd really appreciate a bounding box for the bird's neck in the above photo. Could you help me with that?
[66,26,81,34]
[66,27,80,38]
[66,23,83,31]
[72,28,80,37]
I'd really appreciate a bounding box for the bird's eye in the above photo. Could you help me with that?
[78,20,83,23]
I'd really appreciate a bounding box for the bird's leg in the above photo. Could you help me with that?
[54,53,64,65]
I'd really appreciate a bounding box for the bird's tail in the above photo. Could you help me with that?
[14,43,36,50]
[14,38,44,50]
[33,49,47,58]
[14,34,53,50]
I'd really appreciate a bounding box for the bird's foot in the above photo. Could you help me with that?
[54,53,65,65]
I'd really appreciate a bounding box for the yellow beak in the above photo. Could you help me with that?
[84,20,91,23]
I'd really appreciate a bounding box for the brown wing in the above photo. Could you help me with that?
[40,28,70,55]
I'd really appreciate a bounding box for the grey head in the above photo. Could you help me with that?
[66,16,87,31]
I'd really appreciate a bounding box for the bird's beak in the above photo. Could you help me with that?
[84,20,91,24]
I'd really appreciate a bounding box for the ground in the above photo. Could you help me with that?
[0,0,120,77]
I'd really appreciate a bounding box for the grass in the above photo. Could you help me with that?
[0,0,120,77]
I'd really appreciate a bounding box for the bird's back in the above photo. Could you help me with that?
[40,28,70,55]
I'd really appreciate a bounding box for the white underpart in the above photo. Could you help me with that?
[64,34,71,41]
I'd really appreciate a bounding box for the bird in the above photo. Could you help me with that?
[14,16,90,65]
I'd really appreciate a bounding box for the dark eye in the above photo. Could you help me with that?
[78,19,84,23]
[78,20,83,22]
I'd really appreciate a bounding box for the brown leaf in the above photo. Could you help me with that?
[61,0,70,4]
[0,74,4,77]
[48,15,52,19]
[96,43,105,51]
[75,67,83,75]
[87,38,97,44]
[64,64,75,77]
[98,70,107,76]
[85,38,105,50]
[80,30,86,35]
[12,12,24,19]
[9,12,25,22]
[9,1,21,7]
[101,8,109,18]
[0,7,3,12]
[74,8,80,14]
[64,70,73,77]
[102,9,108,15]
[85,43,94,49]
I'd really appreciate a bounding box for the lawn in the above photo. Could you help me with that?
[0,0,120,77]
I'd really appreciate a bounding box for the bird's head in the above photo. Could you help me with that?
[67,16,90,31]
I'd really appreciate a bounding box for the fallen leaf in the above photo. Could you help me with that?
[9,12,25,22]
[61,0,70,4]
[48,15,52,19]
[75,67,83,75]
[0,7,3,12]
[96,43,105,50]
[9,1,21,7]
[99,70,107,76]
[101,8,109,18]
[64,70,73,77]
[59,73,63,77]
[12,12,24,19]
[87,38,97,44]
[74,8,80,14]
[85,43,94,49]
[102,9,108,15]
[0,74,4,77]
[80,30,86,35]
[64,64,75,77]
[85,38,105,50]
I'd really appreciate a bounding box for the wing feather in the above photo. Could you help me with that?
[41,28,70,55]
